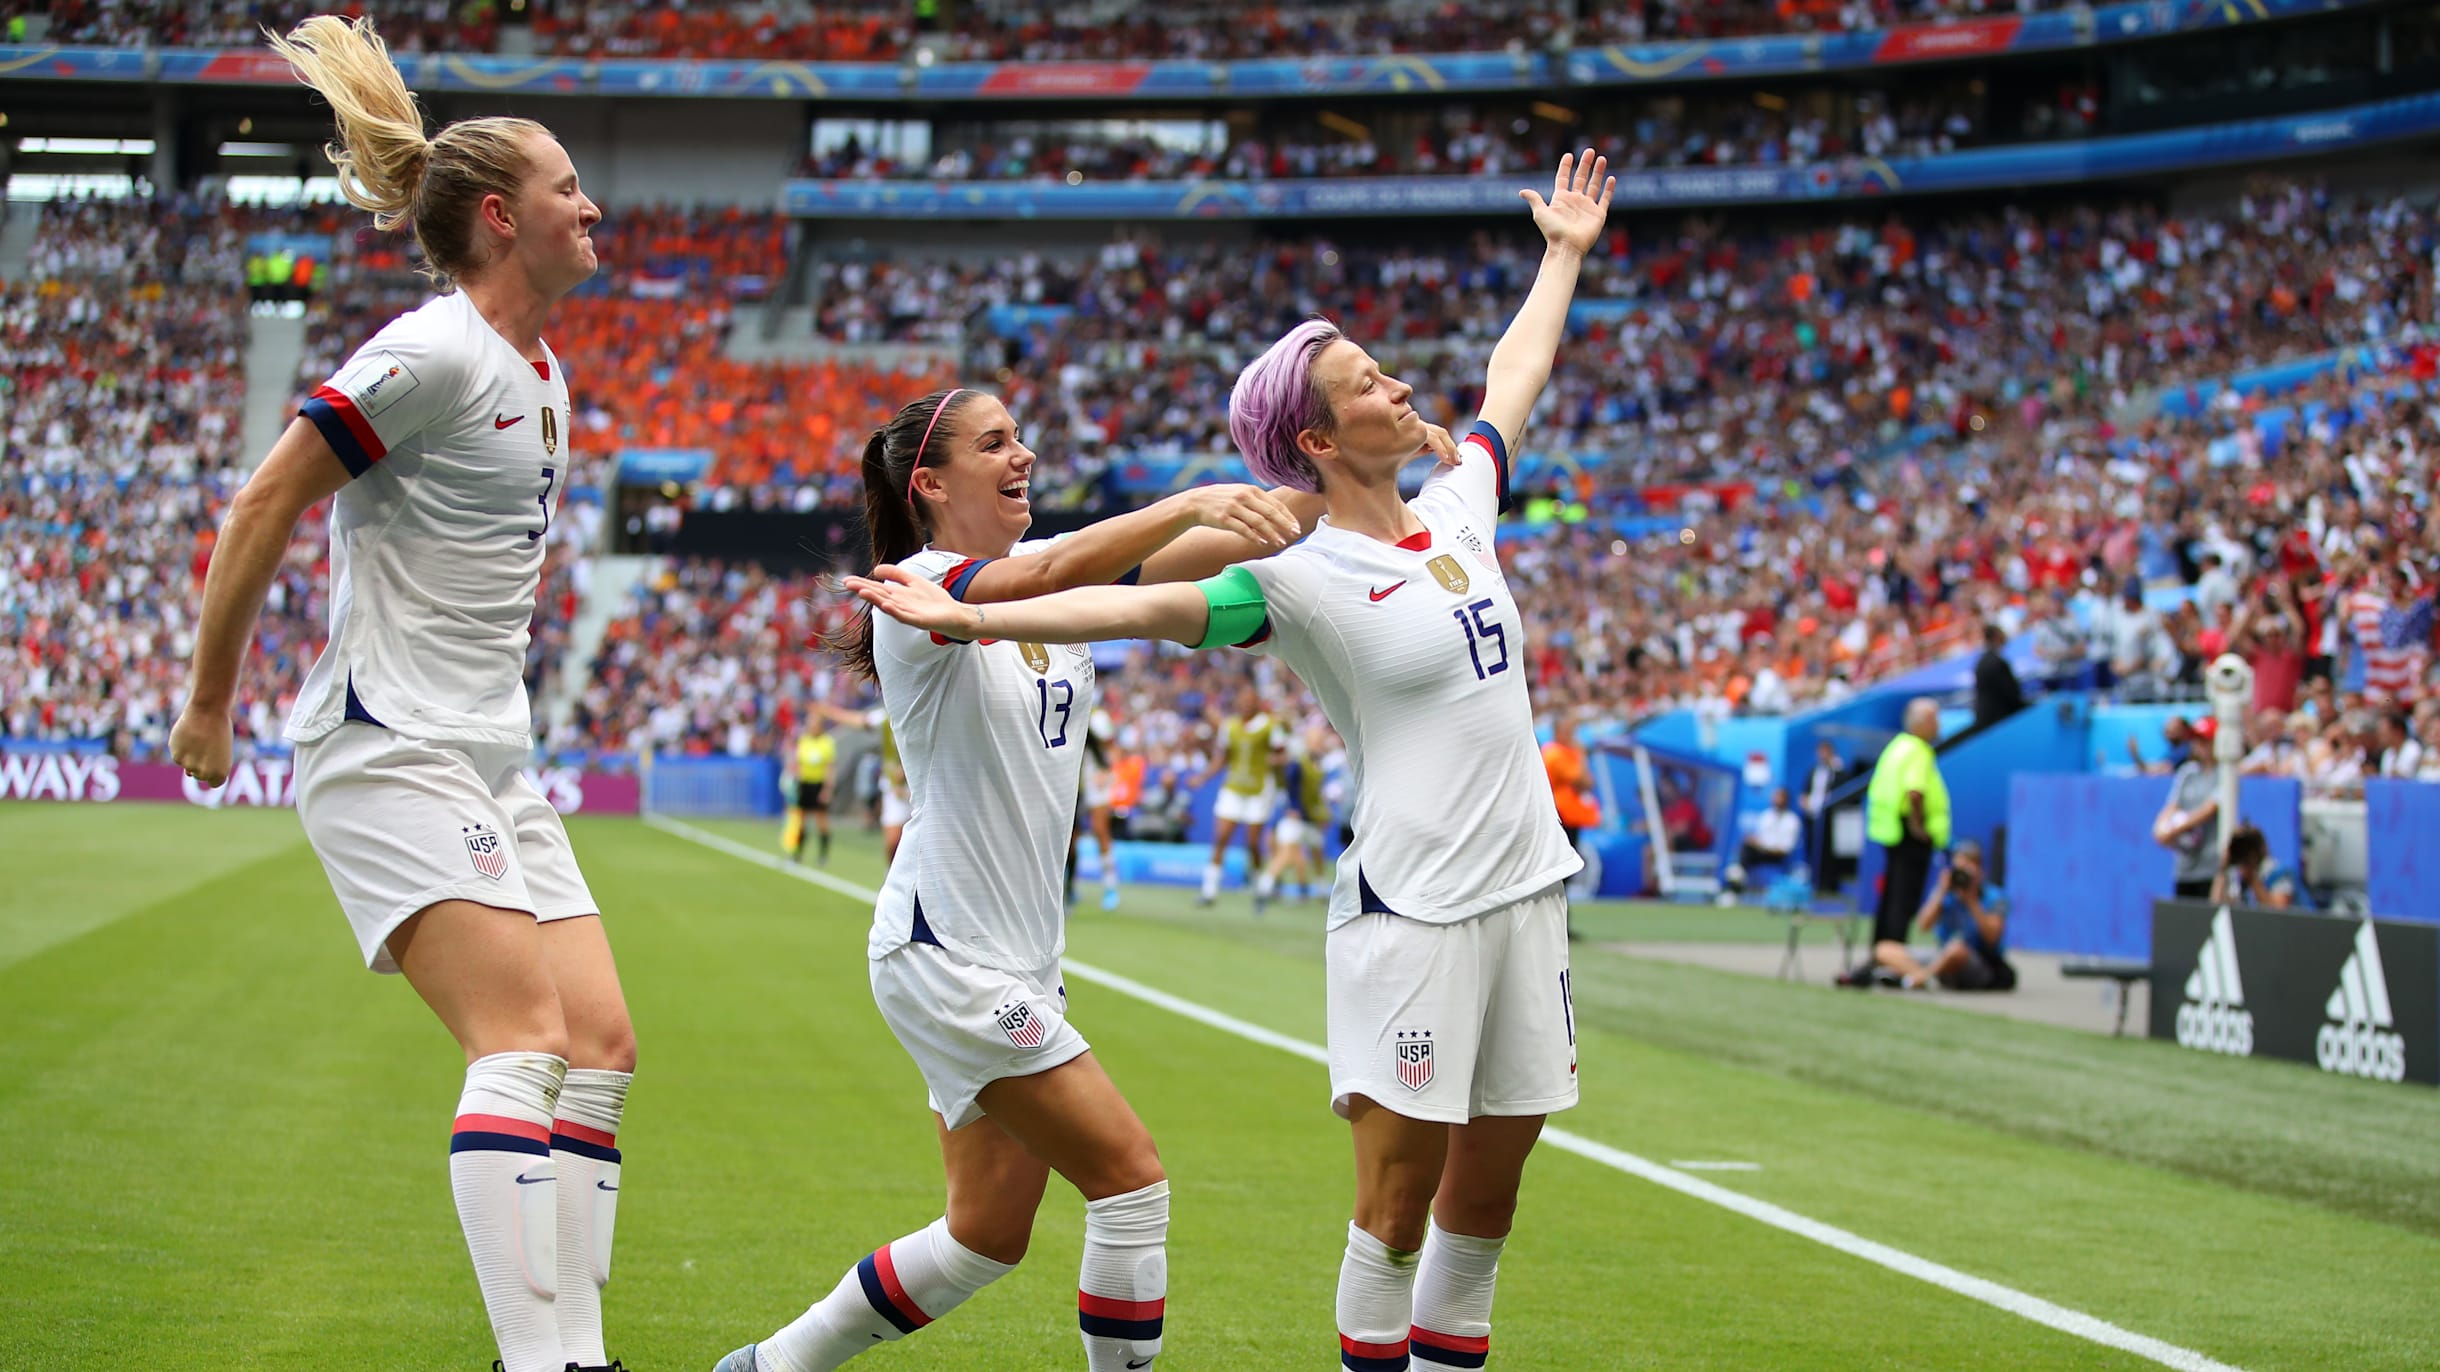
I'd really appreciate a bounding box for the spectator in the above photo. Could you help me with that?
[1972,621,2024,729]
[1735,786,1803,881]
[2230,576,2308,715]
[1542,710,1602,925]
[2027,590,2088,689]
[2153,717,2224,899]
[2210,823,2300,910]
[2376,711,2424,778]
[2102,582,2174,701]
[1842,697,1947,987]
[2239,709,2299,777]
[1875,839,2015,992]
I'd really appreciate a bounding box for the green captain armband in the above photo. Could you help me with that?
[1193,565,1271,649]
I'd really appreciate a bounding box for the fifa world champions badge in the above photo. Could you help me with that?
[462,823,508,881]
[1020,642,1052,674]
[1426,554,1471,596]
[1395,1028,1435,1091]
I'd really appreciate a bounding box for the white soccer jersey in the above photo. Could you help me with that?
[1236,422,1580,929]
[869,541,1096,971]
[289,291,572,750]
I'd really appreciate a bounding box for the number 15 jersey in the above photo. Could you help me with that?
[1234,422,1580,929]
[289,290,571,752]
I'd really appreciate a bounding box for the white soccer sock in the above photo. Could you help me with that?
[1100,839,1120,893]
[551,1067,632,1368]
[450,1052,568,1372]
[1337,1221,1419,1371]
[1200,863,1222,900]
[1079,1180,1168,1370]
[1410,1220,1503,1369]
[1255,870,1276,898]
[758,1218,1014,1372]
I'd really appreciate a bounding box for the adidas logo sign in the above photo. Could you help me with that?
[2317,920,2407,1083]
[2176,907,2255,1057]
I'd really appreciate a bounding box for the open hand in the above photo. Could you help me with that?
[1521,149,1615,259]
[845,565,981,638]
[1173,482,1300,549]
[1418,420,1463,472]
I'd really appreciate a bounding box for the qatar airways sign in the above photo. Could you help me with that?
[0,751,639,815]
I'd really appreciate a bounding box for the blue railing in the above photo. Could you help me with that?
[782,87,2440,218]
[0,0,2378,101]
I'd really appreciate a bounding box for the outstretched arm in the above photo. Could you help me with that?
[1475,149,1614,453]
[1143,421,1463,582]
[957,482,1302,603]
[850,563,1218,647]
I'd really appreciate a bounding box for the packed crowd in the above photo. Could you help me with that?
[1,197,302,757]
[792,184,2432,506]
[24,0,2080,59]
[809,87,1995,185]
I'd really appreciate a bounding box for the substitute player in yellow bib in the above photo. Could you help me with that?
[784,713,839,865]
[848,148,1612,1372]
[1197,684,1285,911]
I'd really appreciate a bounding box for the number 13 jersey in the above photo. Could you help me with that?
[1234,422,1580,929]
[289,290,572,752]
[869,541,1096,971]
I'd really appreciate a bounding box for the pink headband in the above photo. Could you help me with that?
[908,388,966,510]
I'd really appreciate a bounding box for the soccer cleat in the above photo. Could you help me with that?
[1101,887,1121,912]
[712,1345,759,1372]
[570,1363,629,1372]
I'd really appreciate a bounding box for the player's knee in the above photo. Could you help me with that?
[1356,1190,1435,1253]
[572,1018,637,1074]
[1433,1191,1520,1240]
[946,1205,1034,1266]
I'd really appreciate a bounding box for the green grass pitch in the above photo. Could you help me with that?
[3,802,2437,1369]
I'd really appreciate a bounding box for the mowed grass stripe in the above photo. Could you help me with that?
[646,815,2241,1372]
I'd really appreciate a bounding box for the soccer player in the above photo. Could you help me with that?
[1077,705,1123,910]
[1262,727,1331,902]
[846,148,1614,1372]
[715,388,1453,1372]
[1196,682,1285,910]
[783,711,838,865]
[167,18,632,1372]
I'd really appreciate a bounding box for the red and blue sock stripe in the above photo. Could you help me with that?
[855,1244,931,1335]
[1412,1325,1490,1368]
[450,1112,550,1157]
[550,1118,621,1165]
[1340,1332,1410,1371]
[1079,1291,1164,1342]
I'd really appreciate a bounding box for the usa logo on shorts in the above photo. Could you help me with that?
[461,824,508,882]
[1395,1029,1435,1092]
[997,1002,1047,1048]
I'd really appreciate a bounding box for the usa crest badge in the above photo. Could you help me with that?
[1394,1029,1435,1092]
[461,823,508,882]
[997,1002,1048,1048]
[1426,554,1471,596]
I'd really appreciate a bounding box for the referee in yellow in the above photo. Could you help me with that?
[1845,697,1950,986]
[784,712,839,866]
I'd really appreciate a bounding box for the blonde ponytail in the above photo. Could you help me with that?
[267,15,431,232]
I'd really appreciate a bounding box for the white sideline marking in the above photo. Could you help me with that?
[1668,1160,1763,1172]
[646,814,2244,1372]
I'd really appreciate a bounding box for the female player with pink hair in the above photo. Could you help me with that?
[848,149,1613,1372]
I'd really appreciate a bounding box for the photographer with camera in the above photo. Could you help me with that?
[1871,840,2015,992]
[2210,822,2301,911]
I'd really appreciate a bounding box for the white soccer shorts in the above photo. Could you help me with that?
[295,723,599,974]
[1082,775,1114,810]
[1274,813,1315,851]
[870,940,1090,1130]
[881,783,911,828]
[1212,784,1277,827]
[1326,884,1578,1125]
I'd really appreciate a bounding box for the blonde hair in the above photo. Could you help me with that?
[267,15,551,286]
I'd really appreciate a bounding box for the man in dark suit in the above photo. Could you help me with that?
[1973,622,2026,729]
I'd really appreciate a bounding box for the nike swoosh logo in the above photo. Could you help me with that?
[494,414,524,429]
[514,1171,550,1185]
[596,1181,618,1192]
[1127,1360,1154,1369]
[1368,581,1407,601]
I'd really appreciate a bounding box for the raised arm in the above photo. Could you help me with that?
[1474,149,1614,453]
[170,418,355,786]
[955,482,1303,603]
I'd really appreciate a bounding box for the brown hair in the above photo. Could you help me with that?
[826,388,985,679]
[268,15,550,286]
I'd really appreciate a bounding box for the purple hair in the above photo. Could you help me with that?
[1228,318,1342,493]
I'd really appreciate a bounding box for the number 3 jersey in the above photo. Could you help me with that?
[289,290,571,752]
[869,541,1096,971]
[1234,422,1581,930]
